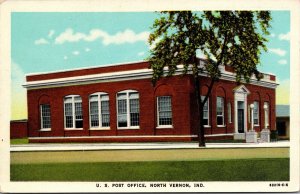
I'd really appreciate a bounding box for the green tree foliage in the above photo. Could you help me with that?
[148,11,271,146]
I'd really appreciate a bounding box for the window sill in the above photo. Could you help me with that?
[64,128,83,131]
[217,125,226,127]
[204,125,211,128]
[254,124,260,127]
[89,128,110,131]
[39,128,51,132]
[117,127,140,130]
[156,125,173,129]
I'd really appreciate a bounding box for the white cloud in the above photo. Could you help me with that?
[103,29,149,45]
[72,51,80,55]
[278,32,290,41]
[270,33,276,38]
[34,38,49,45]
[55,28,85,44]
[269,48,286,56]
[48,30,55,38]
[64,56,68,60]
[278,59,287,65]
[55,28,150,45]
[85,48,91,52]
[138,51,145,56]
[148,37,161,50]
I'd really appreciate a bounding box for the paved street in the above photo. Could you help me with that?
[10,141,290,152]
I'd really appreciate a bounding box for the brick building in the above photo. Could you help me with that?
[23,60,277,143]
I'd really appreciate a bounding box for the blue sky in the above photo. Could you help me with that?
[11,11,290,120]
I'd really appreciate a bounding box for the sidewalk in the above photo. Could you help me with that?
[10,141,290,152]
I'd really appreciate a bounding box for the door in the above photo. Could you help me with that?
[237,101,244,133]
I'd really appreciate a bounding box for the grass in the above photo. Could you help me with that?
[11,148,289,164]
[10,138,28,145]
[11,158,289,181]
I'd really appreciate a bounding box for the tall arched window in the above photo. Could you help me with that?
[253,101,259,126]
[40,104,51,129]
[117,90,140,128]
[39,95,51,131]
[89,92,110,129]
[201,96,209,126]
[216,96,224,126]
[157,96,172,126]
[64,95,83,129]
[216,86,226,127]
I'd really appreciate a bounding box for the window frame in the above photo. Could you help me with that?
[40,104,51,131]
[64,95,83,130]
[216,96,225,127]
[116,90,140,129]
[157,96,173,128]
[89,92,110,130]
[201,96,210,127]
[253,101,259,126]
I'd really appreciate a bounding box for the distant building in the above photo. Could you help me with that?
[276,105,290,139]
[22,60,277,143]
[10,120,28,139]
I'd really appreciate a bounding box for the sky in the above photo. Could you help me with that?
[11,11,290,120]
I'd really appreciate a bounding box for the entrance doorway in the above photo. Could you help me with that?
[233,85,250,138]
[237,101,244,133]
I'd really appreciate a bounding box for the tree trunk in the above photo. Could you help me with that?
[194,73,205,147]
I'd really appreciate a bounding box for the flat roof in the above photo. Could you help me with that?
[276,105,289,117]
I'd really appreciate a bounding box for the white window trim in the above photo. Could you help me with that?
[117,90,140,130]
[157,96,173,128]
[39,129,51,132]
[64,95,83,130]
[156,125,173,129]
[89,127,111,131]
[201,96,210,127]
[40,104,51,131]
[253,101,260,126]
[217,97,225,127]
[89,92,110,130]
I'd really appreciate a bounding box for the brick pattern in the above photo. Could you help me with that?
[10,120,28,139]
[27,73,276,142]
[26,61,149,82]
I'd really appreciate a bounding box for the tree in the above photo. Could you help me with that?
[148,11,271,147]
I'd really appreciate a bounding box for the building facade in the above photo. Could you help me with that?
[276,105,290,140]
[23,60,277,143]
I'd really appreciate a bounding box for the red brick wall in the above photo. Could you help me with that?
[26,70,276,141]
[26,61,149,82]
[189,77,276,135]
[10,120,28,139]
[27,75,193,138]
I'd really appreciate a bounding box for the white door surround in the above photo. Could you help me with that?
[233,85,250,139]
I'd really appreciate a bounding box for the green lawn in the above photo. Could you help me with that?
[11,158,289,181]
[10,138,29,145]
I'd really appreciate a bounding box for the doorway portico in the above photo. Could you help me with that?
[233,85,250,140]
